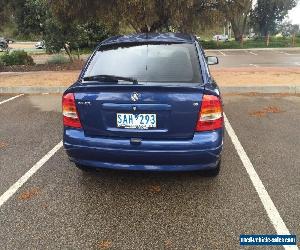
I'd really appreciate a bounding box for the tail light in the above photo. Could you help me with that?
[62,93,82,128]
[196,94,223,132]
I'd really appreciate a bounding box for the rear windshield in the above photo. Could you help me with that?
[84,43,202,83]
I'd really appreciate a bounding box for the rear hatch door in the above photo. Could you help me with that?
[73,84,203,140]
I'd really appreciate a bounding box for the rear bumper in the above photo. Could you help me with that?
[63,128,223,171]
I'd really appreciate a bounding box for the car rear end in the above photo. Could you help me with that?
[63,34,223,173]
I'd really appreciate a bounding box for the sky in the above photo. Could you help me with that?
[287,1,300,25]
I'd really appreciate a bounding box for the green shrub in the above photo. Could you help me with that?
[0,50,35,66]
[0,57,4,67]
[201,36,300,49]
[47,54,70,64]
[201,40,241,49]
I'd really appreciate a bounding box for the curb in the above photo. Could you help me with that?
[0,86,300,94]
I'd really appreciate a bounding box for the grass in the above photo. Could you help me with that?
[201,36,300,49]
[71,47,94,57]
[47,54,70,64]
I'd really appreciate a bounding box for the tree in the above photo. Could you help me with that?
[48,0,218,33]
[250,0,298,37]
[2,0,111,60]
[216,0,253,41]
[43,16,111,60]
[2,0,48,38]
[22,0,48,35]
[0,0,12,30]
[277,21,299,36]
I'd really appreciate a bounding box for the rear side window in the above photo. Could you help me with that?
[85,43,202,83]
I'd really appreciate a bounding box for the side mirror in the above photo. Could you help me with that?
[206,56,219,65]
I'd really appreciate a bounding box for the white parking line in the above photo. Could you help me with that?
[218,50,226,56]
[224,113,298,250]
[0,94,24,105]
[0,141,63,208]
[249,51,258,56]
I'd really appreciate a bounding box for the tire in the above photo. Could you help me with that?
[75,163,95,172]
[203,160,221,177]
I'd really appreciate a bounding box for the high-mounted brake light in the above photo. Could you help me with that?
[196,94,223,132]
[62,93,82,128]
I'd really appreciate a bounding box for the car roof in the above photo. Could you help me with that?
[100,33,195,47]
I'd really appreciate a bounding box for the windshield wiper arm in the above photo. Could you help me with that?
[83,74,138,84]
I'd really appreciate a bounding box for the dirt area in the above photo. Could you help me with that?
[0,60,84,72]
[0,67,300,87]
[9,42,36,49]
[210,67,300,86]
[0,71,80,87]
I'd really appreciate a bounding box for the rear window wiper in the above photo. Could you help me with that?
[83,74,138,84]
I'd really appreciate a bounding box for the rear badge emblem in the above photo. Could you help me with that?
[131,92,140,102]
[78,101,91,105]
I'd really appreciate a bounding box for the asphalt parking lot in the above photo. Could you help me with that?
[206,49,300,68]
[0,93,299,249]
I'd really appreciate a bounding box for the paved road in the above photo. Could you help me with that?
[0,94,299,249]
[205,49,300,68]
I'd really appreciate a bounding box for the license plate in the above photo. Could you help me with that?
[117,113,157,129]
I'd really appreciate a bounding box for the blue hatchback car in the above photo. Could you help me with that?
[63,33,223,175]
